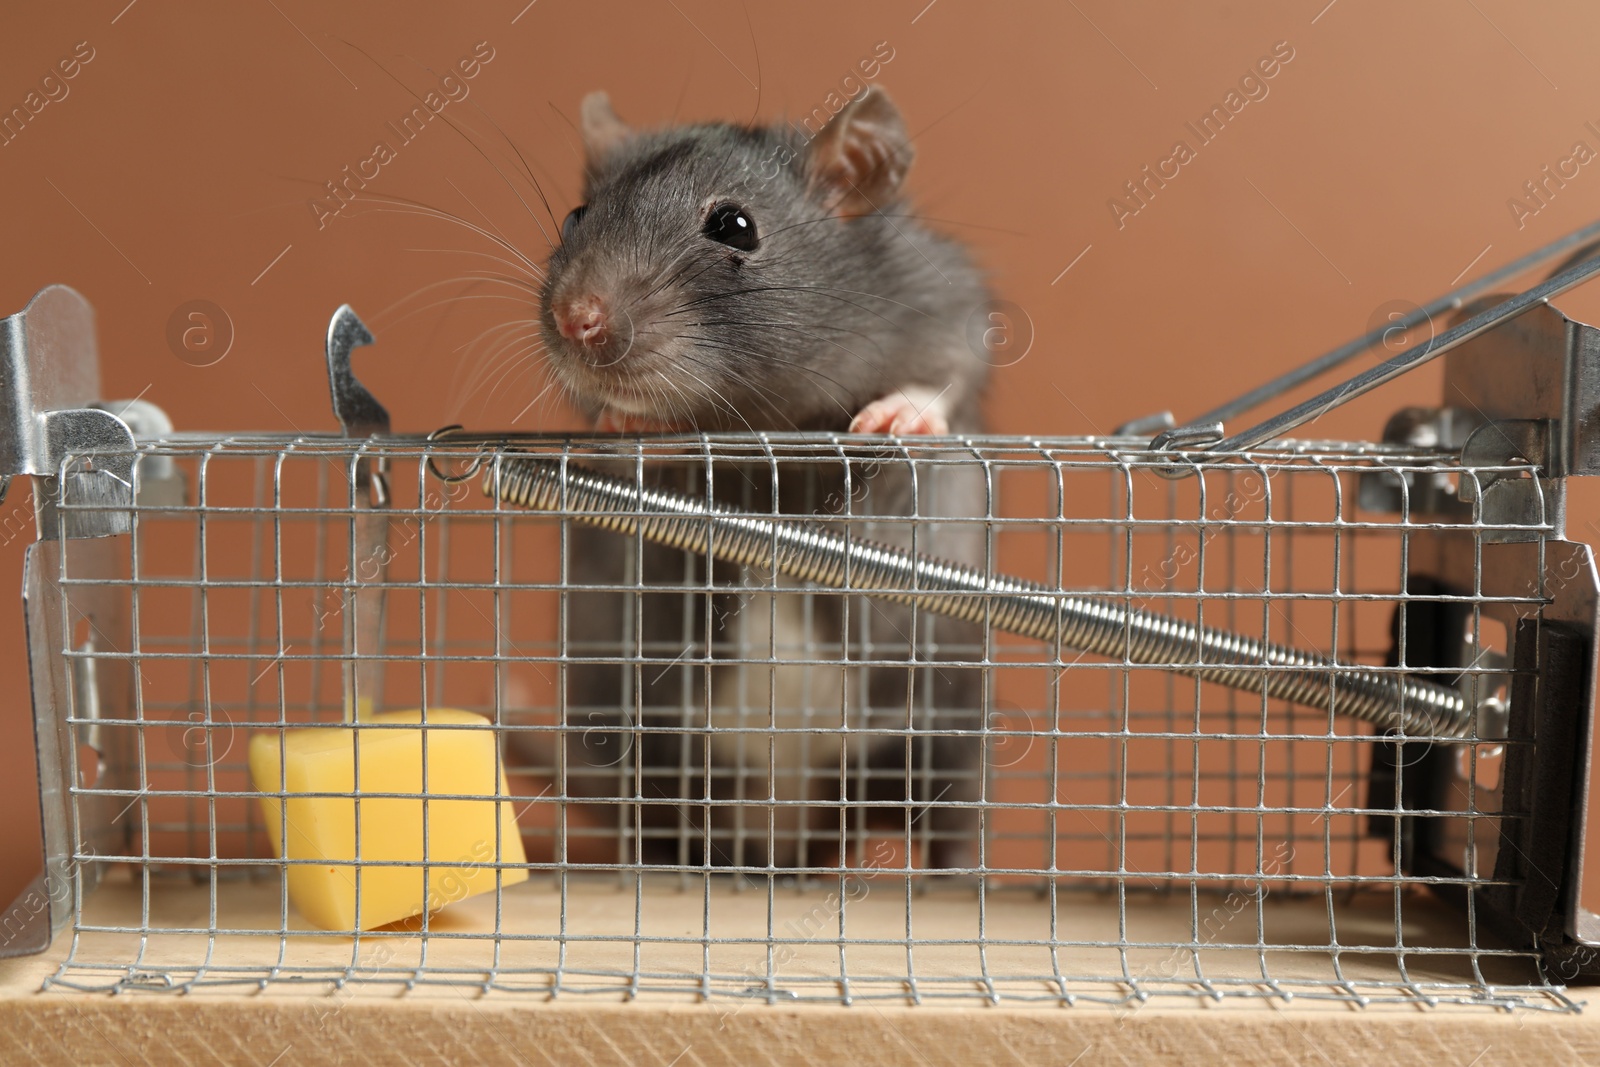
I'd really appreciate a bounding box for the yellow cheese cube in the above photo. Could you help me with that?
[248,708,529,931]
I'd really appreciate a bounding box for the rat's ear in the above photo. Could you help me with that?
[580,91,632,159]
[805,87,913,215]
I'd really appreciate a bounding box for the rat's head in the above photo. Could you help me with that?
[540,87,916,432]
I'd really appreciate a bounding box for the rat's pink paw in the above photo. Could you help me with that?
[849,391,950,436]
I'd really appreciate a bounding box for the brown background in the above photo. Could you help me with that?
[4,0,1600,910]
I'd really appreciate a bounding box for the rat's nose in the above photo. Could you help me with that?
[554,295,609,347]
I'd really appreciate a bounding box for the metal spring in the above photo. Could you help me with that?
[487,456,1475,740]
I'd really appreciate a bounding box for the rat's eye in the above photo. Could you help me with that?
[703,202,758,252]
[562,205,587,243]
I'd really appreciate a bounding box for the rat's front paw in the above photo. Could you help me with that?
[848,386,951,436]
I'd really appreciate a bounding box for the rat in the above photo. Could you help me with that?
[524,86,993,870]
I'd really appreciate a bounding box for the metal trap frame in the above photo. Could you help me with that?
[5,221,1600,1012]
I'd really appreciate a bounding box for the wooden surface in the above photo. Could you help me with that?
[2,876,1598,1065]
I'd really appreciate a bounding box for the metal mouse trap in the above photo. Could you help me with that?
[6,219,1600,1014]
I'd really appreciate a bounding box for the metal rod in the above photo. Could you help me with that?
[325,306,391,721]
[486,457,1476,740]
[1203,251,1600,456]
[1189,215,1600,430]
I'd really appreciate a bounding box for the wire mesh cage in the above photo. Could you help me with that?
[6,241,1600,1013]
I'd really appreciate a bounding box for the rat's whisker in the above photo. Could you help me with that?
[674,335,856,423]
[366,277,537,364]
[451,336,541,413]
[760,212,1026,243]
[688,317,889,357]
[404,247,550,289]
[445,175,546,268]
[373,284,539,336]
[612,240,709,321]
[473,344,545,415]
[666,284,920,329]
[347,41,561,252]
[458,96,567,238]
[452,326,543,405]
[345,192,547,279]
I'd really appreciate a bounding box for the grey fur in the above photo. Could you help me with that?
[541,101,989,432]
[531,91,992,869]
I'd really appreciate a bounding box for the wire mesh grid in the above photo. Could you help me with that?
[29,431,1579,1011]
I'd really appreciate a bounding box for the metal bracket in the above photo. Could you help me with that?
[1356,406,1478,519]
[1,286,139,958]
[1354,297,1597,539]
[1455,419,1556,540]
[1431,299,1600,541]
[0,287,136,534]
[1444,301,1600,480]
[325,305,389,440]
[1405,538,1600,971]
[323,305,392,718]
